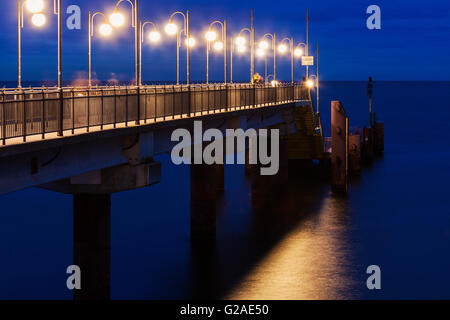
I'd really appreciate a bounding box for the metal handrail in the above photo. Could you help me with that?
[1,83,310,145]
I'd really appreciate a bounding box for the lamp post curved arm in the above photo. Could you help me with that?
[141,21,157,43]
[166,10,190,85]
[296,42,307,51]
[261,33,277,82]
[168,11,187,31]
[113,0,136,27]
[88,11,111,89]
[139,20,160,85]
[206,20,227,84]
[235,28,253,81]
[111,0,140,89]
[17,0,60,89]
[279,37,295,83]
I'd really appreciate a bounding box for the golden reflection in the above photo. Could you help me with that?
[226,194,356,300]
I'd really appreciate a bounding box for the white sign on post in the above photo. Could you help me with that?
[302,56,314,66]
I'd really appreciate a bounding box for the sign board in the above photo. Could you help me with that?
[302,56,314,66]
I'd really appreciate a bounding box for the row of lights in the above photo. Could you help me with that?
[25,0,46,27]
[23,0,303,59]
[23,0,315,87]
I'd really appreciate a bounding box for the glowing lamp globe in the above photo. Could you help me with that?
[186,37,196,47]
[235,37,245,46]
[256,48,265,57]
[26,0,44,13]
[149,31,161,42]
[278,44,288,53]
[165,23,177,35]
[294,48,303,57]
[214,41,223,51]
[205,31,217,42]
[31,13,46,27]
[259,41,269,50]
[306,80,314,88]
[237,45,246,53]
[110,12,125,27]
[99,23,113,36]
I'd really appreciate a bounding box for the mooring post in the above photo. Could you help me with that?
[374,122,384,155]
[349,130,361,176]
[73,193,111,300]
[331,101,349,193]
[362,126,374,163]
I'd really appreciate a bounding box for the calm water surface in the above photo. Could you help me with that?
[1,82,450,299]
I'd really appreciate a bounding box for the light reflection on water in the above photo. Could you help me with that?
[226,194,357,300]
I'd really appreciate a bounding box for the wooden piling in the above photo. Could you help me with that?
[374,122,384,155]
[331,101,348,193]
[349,131,361,175]
[362,127,374,163]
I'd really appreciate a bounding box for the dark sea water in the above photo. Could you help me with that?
[1,81,450,300]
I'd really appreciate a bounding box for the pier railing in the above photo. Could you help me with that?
[1,82,309,145]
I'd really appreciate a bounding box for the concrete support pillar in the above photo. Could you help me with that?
[190,163,217,243]
[331,101,349,193]
[244,142,252,176]
[216,163,225,194]
[250,162,270,213]
[274,137,289,186]
[73,193,111,300]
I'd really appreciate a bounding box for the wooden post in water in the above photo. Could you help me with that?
[362,126,374,163]
[374,122,384,155]
[349,129,361,175]
[331,101,348,193]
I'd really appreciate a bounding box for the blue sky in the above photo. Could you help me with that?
[0,0,449,83]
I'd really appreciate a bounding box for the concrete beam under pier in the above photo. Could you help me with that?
[0,101,306,195]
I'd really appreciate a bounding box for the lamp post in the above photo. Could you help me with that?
[234,28,253,82]
[88,12,113,89]
[205,20,227,84]
[165,11,191,85]
[17,0,61,89]
[109,0,140,86]
[294,42,306,80]
[140,21,160,84]
[257,33,276,83]
[307,74,319,114]
[278,37,294,83]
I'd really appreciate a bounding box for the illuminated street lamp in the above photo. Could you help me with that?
[109,0,140,87]
[278,37,295,83]
[205,20,227,84]
[17,0,64,136]
[88,11,113,89]
[231,28,253,82]
[17,0,63,90]
[140,20,160,83]
[170,27,195,85]
[258,33,277,83]
[165,11,191,85]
